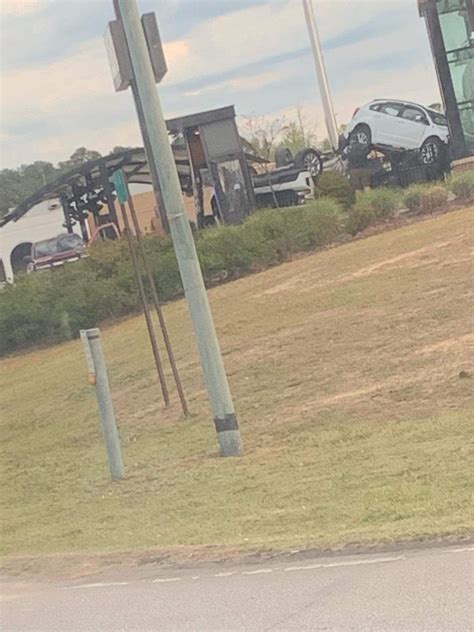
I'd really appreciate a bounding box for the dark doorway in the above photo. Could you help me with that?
[10,242,32,275]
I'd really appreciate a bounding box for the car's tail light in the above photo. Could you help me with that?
[352,107,360,119]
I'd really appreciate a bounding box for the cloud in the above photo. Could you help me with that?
[0,0,42,16]
[0,0,441,169]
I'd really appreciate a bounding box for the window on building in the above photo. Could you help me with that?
[437,0,474,152]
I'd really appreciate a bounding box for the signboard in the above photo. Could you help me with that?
[105,13,167,93]
[141,13,168,83]
[112,169,129,204]
[104,20,133,92]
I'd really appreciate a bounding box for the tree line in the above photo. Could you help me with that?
[0,146,130,218]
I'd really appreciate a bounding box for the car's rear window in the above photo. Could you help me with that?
[34,238,59,257]
[34,234,83,257]
[57,234,83,252]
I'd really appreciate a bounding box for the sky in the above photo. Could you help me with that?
[0,0,441,169]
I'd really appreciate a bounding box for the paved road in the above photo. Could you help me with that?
[2,545,473,631]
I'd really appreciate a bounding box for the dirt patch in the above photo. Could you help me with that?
[254,235,469,299]
[415,333,474,356]
[348,238,464,279]
[289,352,470,418]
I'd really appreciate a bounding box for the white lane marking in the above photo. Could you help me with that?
[284,555,405,572]
[242,568,274,575]
[443,546,474,554]
[215,571,237,577]
[191,576,200,580]
[65,581,130,590]
[152,577,181,583]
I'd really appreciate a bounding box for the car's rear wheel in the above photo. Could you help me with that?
[420,137,442,166]
[350,124,371,149]
[294,148,323,177]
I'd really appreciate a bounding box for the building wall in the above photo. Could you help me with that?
[111,188,213,236]
[0,199,83,284]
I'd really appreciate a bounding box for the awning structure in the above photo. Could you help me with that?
[1,145,262,231]
[0,146,191,228]
[0,105,264,234]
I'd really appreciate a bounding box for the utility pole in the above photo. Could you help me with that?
[112,0,169,233]
[302,0,339,151]
[116,0,243,457]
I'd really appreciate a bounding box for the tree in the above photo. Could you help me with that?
[241,114,288,161]
[0,149,101,218]
[20,161,57,186]
[58,147,102,170]
[0,161,59,217]
[111,145,133,154]
[279,106,317,155]
[240,114,290,208]
[0,169,23,217]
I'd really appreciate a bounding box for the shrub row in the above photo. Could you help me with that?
[447,170,474,202]
[313,171,356,211]
[346,188,401,235]
[3,171,471,356]
[0,198,343,356]
[402,184,448,213]
[344,174,472,235]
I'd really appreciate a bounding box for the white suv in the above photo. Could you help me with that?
[345,100,450,165]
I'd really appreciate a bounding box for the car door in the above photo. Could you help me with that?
[375,102,404,146]
[396,105,430,149]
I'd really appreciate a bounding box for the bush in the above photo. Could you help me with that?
[301,198,342,247]
[0,265,137,356]
[403,183,449,214]
[403,184,425,212]
[240,206,310,265]
[197,225,255,279]
[346,200,376,235]
[369,188,401,218]
[345,187,400,235]
[449,171,474,202]
[314,171,355,211]
[0,199,344,356]
[420,185,448,213]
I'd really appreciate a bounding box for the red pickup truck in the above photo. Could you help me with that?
[25,233,87,273]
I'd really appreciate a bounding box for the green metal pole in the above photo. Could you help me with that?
[117,0,242,456]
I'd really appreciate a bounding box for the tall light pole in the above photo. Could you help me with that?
[302,0,339,151]
[116,0,243,457]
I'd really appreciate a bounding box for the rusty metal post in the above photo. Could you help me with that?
[118,201,170,407]
[125,185,189,417]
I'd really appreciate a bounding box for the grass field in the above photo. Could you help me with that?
[1,208,473,567]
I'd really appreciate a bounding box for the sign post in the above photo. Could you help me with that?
[114,0,243,457]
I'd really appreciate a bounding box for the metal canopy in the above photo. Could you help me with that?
[1,105,263,229]
[0,146,194,227]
